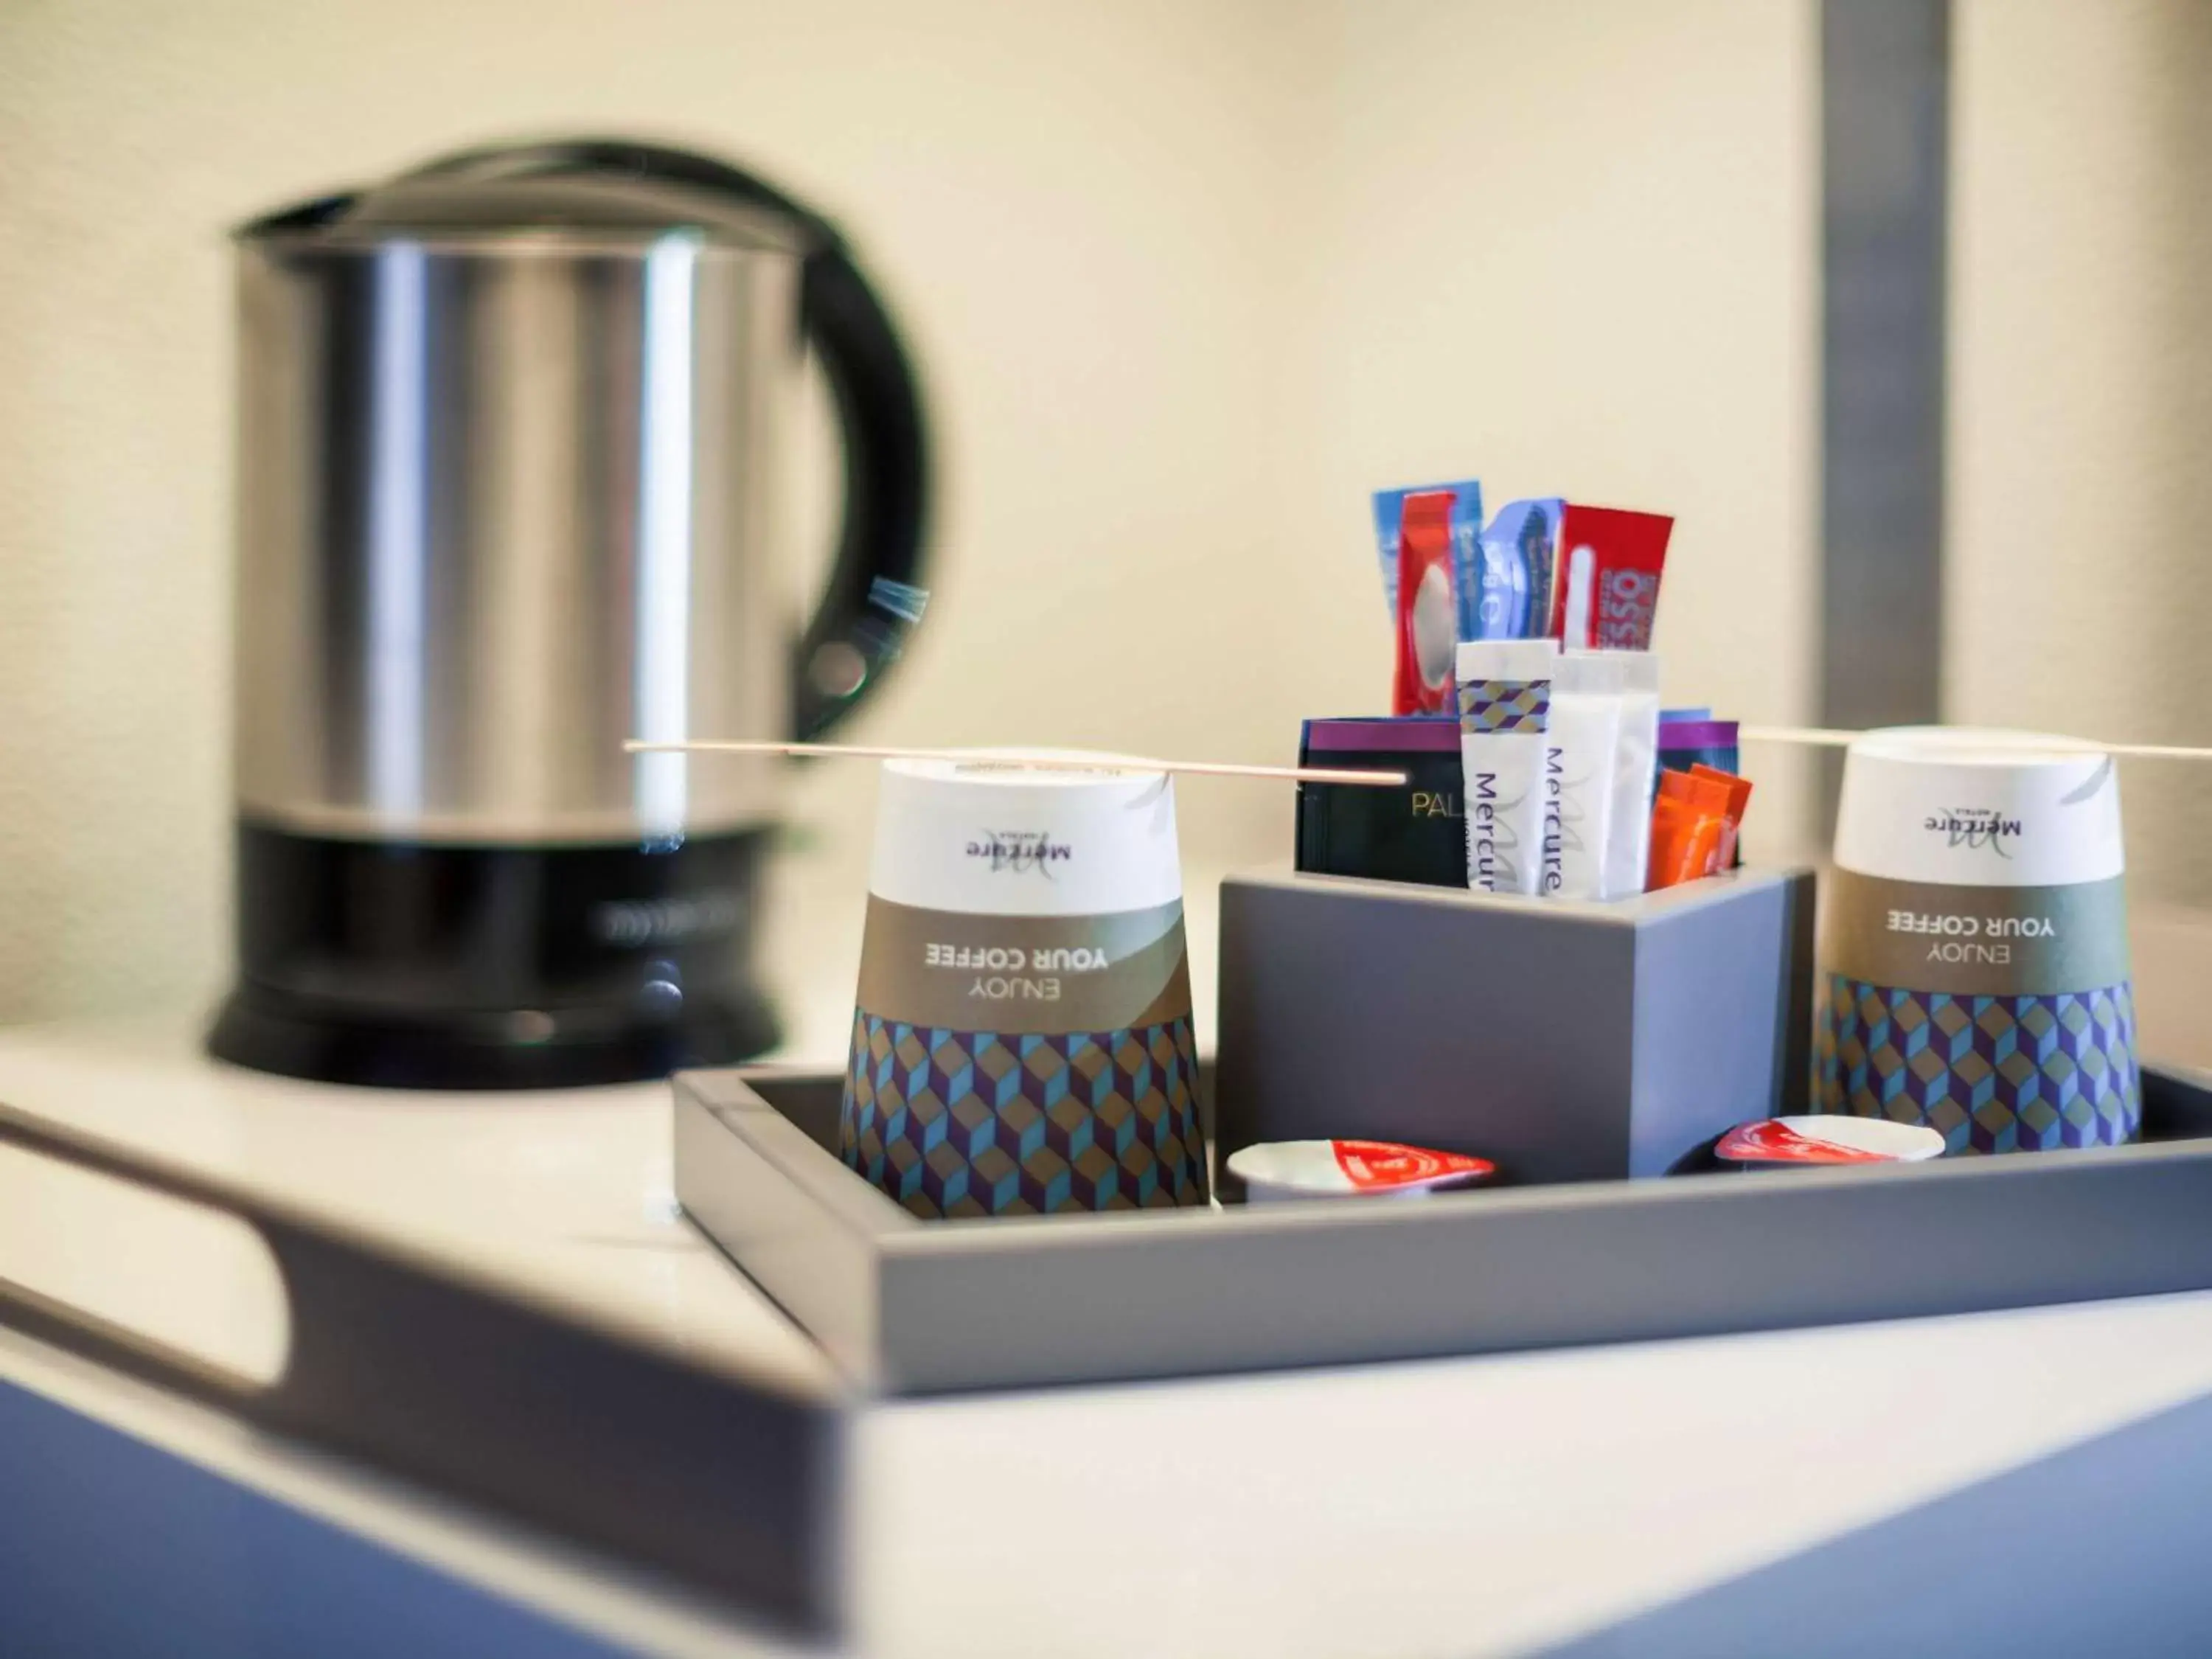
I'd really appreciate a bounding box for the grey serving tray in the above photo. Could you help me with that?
[676,1062,2212,1397]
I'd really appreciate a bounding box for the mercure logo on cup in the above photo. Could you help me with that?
[841,754,1206,1217]
[1922,807,2023,858]
[1819,728,2137,1155]
[965,829,1074,877]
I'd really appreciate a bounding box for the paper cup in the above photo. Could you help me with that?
[839,754,1206,1217]
[1818,728,2137,1154]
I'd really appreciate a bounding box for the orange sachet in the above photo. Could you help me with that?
[1688,763,1753,867]
[1648,768,1736,888]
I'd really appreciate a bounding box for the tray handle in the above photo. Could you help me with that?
[0,1096,842,1633]
[0,1099,287,1408]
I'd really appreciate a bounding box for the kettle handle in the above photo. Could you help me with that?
[399,139,931,740]
[787,226,932,738]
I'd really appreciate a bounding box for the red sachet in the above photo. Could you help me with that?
[1550,506,1673,650]
[1391,490,1459,714]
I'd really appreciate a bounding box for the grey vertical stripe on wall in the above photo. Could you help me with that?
[1820,0,1950,815]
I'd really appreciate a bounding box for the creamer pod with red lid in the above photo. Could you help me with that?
[1227,1138,1496,1202]
[1715,1116,1945,1169]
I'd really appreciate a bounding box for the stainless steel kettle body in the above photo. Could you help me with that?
[209,141,929,1088]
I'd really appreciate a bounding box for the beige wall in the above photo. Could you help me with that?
[29,0,2133,1060]
[1270,0,1820,863]
[1950,0,2212,908]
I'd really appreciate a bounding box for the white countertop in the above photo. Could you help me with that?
[0,1018,835,1399]
[4,1020,2212,1658]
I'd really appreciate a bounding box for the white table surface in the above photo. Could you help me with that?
[4,1019,2212,1658]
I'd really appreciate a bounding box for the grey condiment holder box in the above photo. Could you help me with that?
[1214,863,1818,1184]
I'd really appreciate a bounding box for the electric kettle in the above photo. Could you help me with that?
[208,139,929,1088]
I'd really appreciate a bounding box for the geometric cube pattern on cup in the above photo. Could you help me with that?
[841,1012,1206,1216]
[1817,975,2139,1154]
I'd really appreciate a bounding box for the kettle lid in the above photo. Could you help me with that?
[239,138,813,255]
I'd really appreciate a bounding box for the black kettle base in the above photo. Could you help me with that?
[207,984,781,1093]
[208,822,783,1091]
